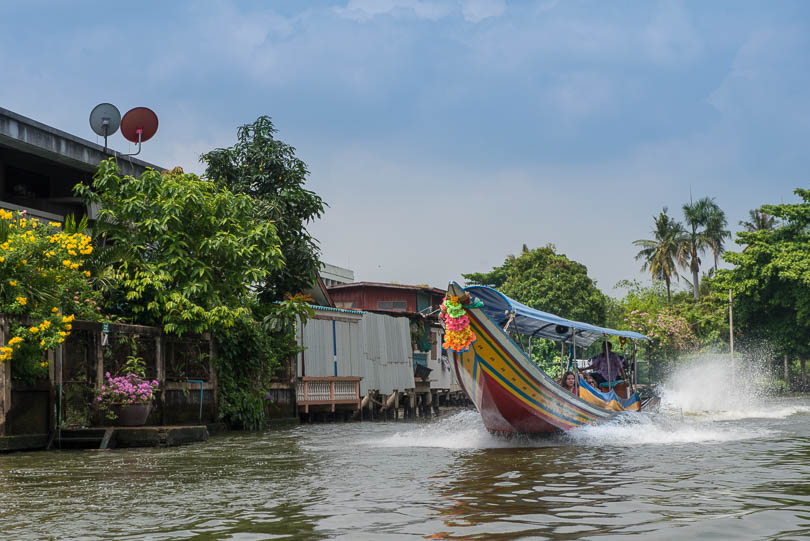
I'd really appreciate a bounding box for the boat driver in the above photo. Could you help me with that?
[580,341,626,387]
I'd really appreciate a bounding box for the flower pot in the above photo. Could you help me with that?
[111,403,153,426]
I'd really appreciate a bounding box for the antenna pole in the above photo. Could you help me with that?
[729,289,735,387]
[121,130,143,157]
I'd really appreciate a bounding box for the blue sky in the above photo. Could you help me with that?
[2,0,808,295]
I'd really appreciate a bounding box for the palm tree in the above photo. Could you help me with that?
[679,197,713,299]
[633,208,686,303]
[740,209,776,232]
[704,200,730,272]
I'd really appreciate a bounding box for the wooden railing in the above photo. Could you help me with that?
[296,377,362,413]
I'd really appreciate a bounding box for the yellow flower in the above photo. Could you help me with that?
[40,340,45,347]
[15,297,27,306]
[84,271,91,277]
[7,337,23,346]
[21,259,27,264]
[64,324,72,330]
[58,331,67,337]
[63,260,72,267]
[29,326,39,334]
[52,307,59,313]
[9,280,17,286]
[40,320,51,329]
[62,314,75,323]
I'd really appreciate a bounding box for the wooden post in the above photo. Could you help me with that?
[95,327,104,392]
[156,333,165,426]
[209,336,218,420]
[330,380,335,413]
[394,390,400,421]
[48,349,56,433]
[0,316,8,436]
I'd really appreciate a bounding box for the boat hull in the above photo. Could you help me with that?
[450,286,639,434]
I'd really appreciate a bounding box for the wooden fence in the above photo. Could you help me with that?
[0,316,217,440]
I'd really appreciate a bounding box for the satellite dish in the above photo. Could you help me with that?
[89,103,121,151]
[121,107,159,143]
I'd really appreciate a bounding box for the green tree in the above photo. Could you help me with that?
[201,116,326,302]
[704,200,731,272]
[633,208,685,303]
[463,244,607,324]
[713,188,810,362]
[740,209,777,232]
[679,197,715,299]
[74,161,283,335]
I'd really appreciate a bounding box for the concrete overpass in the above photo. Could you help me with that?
[0,107,162,222]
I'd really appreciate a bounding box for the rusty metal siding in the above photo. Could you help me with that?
[330,286,417,312]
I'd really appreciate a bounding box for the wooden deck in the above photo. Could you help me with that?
[296,377,362,413]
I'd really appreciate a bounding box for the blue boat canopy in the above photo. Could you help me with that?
[464,285,649,347]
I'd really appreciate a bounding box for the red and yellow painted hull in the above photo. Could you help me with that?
[452,298,639,434]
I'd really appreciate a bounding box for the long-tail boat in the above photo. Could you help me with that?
[442,283,650,434]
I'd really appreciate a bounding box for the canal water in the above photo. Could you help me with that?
[2,364,810,539]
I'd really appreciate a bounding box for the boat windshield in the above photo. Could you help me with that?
[464,285,649,347]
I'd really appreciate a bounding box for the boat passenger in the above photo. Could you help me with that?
[581,373,598,388]
[580,342,626,387]
[560,371,578,395]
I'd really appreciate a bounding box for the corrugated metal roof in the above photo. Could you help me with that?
[310,305,365,315]
[326,281,446,295]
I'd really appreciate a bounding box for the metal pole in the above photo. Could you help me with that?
[729,289,735,387]
[632,340,637,386]
[572,332,577,393]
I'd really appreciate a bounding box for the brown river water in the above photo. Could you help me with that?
[1,365,810,540]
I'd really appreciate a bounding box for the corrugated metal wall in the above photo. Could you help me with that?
[297,311,415,396]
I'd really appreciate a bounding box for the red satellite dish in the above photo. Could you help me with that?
[120,107,159,143]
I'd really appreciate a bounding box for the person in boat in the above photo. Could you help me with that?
[581,373,598,388]
[560,371,578,395]
[580,341,626,388]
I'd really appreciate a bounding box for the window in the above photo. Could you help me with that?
[335,301,357,309]
[377,300,407,311]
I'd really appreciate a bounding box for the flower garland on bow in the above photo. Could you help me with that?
[440,294,483,352]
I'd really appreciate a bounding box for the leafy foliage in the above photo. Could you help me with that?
[0,208,96,379]
[633,208,685,303]
[675,196,730,298]
[74,160,284,335]
[202,116,326,302]
[463,244,607,324]
[713,188,810,359]
[215,307,305,430]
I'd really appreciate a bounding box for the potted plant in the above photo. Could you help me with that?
[95,354,159,426]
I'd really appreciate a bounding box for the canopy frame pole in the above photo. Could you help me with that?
[605,335,611,388]
[561,341,565,377]
[572,331,578,393]
[632,340,637,387]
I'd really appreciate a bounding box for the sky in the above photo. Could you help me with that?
[2,0,809,296]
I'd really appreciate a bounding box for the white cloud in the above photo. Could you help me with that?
[708,27,810,123]
[641,0,703,66]
[335,0,452,22]
[461,0,506,23]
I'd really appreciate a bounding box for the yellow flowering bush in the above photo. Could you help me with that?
[0,208,101,380]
